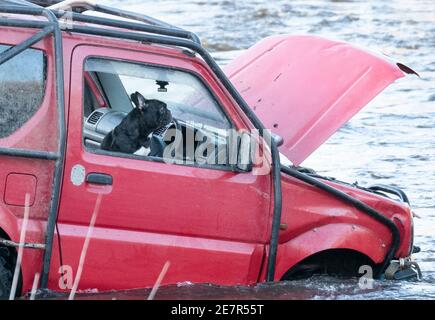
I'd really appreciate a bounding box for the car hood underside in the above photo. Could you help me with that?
[224,35,416,165]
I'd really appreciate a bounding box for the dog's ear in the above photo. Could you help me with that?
[131,92,148,110]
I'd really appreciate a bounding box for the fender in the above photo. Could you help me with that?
[273,223,390,280]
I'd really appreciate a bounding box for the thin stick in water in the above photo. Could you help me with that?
[147,261,170,300]
[9,193,30,300]
[68,193,103,300]
[30,272,40,300]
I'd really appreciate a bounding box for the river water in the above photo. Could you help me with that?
[63,0,434,299]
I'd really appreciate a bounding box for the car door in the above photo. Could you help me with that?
[51,44,271,291]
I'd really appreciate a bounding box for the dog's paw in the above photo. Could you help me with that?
[134,146,151,157]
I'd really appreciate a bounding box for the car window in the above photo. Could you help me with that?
[83,58,235,168]
[0,45,46,138]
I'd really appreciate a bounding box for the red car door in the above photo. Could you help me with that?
[50,44,270,291]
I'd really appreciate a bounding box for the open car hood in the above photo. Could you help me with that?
[224,35,415,165]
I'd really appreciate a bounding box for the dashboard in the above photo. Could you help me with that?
[83,108,229,164]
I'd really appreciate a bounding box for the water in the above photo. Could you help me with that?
[60,0,435,299]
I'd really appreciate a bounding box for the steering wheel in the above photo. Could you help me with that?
[149,119,226,165]
[148,118,182,158]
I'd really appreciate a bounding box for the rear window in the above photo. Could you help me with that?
[0,45,46,138]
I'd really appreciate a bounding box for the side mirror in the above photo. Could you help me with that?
[236,132,253,172]
[235,132,283,172]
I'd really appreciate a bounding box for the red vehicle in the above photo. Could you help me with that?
[0,0,421,298]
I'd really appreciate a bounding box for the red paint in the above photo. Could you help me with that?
[4,173,37,207]
[224,35,406,165]
[0,25,415,295]
[84,72,107,108]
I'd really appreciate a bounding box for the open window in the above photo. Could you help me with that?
[82,58,234,167]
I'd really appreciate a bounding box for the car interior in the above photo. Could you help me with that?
[82,58,233,166]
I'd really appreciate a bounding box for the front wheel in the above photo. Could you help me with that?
[0,247,13,299]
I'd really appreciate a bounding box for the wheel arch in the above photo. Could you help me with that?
[275,223,389,280]
[0,206,20,243]
[0,207,24,298]
[280,248,377,280]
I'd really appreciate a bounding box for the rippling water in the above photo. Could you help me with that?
[64,0,434,299]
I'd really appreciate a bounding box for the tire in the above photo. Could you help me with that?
[0,247,13,300]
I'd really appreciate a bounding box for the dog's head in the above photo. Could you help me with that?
[131,91,172,131]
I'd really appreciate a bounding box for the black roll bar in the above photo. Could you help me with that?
[369,184,410,205]
[48,0,201,43]
[0,25,54,64]
[0,17,49,28]
[53,10,201,44]
[0,148,58,160]
[39,7,66,290]
[94,4,187,32]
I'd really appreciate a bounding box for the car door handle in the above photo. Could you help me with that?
[86,173,113,185]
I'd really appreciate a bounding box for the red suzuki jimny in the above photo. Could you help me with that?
[0,0,421,298]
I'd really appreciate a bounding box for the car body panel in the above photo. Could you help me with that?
[224,35,406,165]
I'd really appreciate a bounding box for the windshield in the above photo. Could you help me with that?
[86,58,231,130]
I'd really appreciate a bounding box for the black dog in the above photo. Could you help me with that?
[101,92,172,156]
